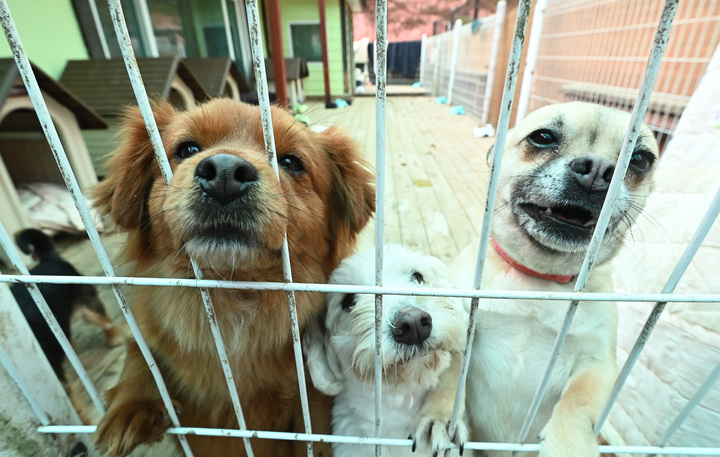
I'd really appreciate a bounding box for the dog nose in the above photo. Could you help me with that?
[568,156,615,192]
[195,154,258,204]
[392,308,432,346]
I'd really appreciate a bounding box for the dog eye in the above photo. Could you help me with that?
[527,129,557,148]
[279,153,305,174]
[176,142,202,161]
[341,293,356,311]
[629,150,654,172]
[411,271,424,283]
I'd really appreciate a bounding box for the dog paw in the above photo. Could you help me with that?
[410,415,468,456]
[94,399,180,456]
[538,418,599,457]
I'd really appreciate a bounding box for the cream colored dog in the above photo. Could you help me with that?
[453,102,659,457]
[305,245,470,456]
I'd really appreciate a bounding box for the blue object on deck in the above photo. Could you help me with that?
[334,99,349,108]
[412,81,422,88]
[435,96,447,104]
[450,105,466,115]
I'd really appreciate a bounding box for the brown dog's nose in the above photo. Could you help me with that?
[195,154,258,204]
[392,308,432,346]
[569,156,615,192]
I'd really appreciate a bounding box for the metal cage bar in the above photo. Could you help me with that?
[448,0,532,437]
[0,0,717,455]
[243,0,315,454]
[373,0,388,452]
[108,0,255,454]
[512,1,679,449]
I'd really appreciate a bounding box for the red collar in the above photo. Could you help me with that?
[491,238,575,284]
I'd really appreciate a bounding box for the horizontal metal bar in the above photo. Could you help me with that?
[3,274,720,303]
[36,426,720,455]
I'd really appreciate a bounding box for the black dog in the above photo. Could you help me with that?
[11,229,122,383]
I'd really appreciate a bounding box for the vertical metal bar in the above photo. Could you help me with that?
[481,0,507,125]
[109,1,252,455]
[594,182,720,434]
[220,0,237,60]
[88,0,111,58]
[516,0,548,122]
[419,33,427,87]
[448,0,532,437]
[231,0,254,78]
[447,19,463,105]
[318,0,333,108]
[432,37,442,96]
[652,358,720,450]
[374,0,387,453]
[131,0,159,57]
[513,1,679,449]
[244,0,314,455]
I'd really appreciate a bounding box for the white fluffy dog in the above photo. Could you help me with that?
[304,245,470,457]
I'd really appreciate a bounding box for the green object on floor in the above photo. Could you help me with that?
[294,103,309,113]
[294,113,310,124]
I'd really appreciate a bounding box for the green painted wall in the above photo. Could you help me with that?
[0,0,89,79]
[280,0,345,96]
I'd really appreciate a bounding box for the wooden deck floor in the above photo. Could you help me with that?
[59,95,493,451]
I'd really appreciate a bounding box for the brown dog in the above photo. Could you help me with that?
[92,98,375,456]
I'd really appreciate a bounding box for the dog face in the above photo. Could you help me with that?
[305,245,468,394]
[93,99,375,278]
[491,102,659,274]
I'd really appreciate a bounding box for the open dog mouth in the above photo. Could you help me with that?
[520,202,599,230]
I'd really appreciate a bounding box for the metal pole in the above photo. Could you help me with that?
[481,0,507,124]
[220,0,237,60]
[447,19,463,105]
[419,33,427,86]
[515,0,548,122]
[318,0,333,107]
[448,0,533,438]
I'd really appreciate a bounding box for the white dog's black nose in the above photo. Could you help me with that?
[569,156,615,192]
[195,153,258,204]
[393,308,432,346]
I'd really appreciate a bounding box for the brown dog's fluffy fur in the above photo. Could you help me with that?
[93,98,375,456]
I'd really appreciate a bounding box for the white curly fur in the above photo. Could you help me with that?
[304,244,471,457]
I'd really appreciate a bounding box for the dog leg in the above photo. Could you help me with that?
[538,358,616,457]
[412,356,468,456]
[94,342,180,456]
[75,305,124,347]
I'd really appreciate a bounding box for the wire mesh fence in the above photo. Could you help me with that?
[0,0,719,456]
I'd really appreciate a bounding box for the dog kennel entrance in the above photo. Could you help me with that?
[0,59,104,259]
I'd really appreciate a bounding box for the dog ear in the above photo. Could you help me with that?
[320,126,375,257]
[303,311,344,396]
[93,102,177,230]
